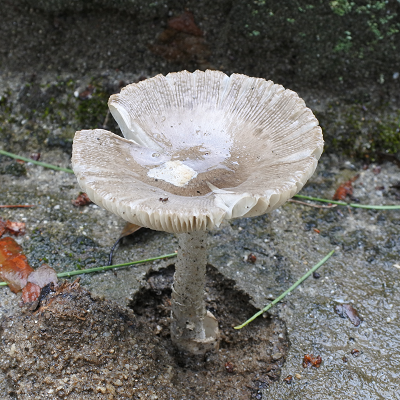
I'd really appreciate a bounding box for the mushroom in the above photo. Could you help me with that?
[72,70,323,354]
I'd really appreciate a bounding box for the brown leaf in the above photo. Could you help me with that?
[335,303,363,326]
[333,175,359,201]
[119,222,142,239]
[0,219,6,237]
[302,354,322,368]
[27,263,58,288]
[5,220,26,236]
[21,282,41,303]
[72,192,92,207]
[0,237,34,293]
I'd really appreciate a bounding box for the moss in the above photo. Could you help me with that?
[0,161,27,176]
[316,102,400,160]
[75,82,110,129]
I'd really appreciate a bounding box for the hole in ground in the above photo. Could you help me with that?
[130,264,290,399]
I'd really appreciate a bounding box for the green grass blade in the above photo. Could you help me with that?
[0,253,177,286]
[293,194,400,210]
[234,250,335,330]
[0,149,74,173]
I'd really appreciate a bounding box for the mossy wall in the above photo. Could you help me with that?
[1,0,399,159]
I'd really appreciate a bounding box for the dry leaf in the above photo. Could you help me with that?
[27,263,58,288]
[21,282,41,303]
[5,220,26,236]
[72,192,92,207]
[302,354,322,368]
[0,219,6,237]
[335,303,363,326]
[333,175,359,201]
[0,237,33,293]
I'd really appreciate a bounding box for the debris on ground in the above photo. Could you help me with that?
[0,237,58,303]
[29,152,41,161]
[0,237,33,293]
[225,361,235,373]
[247,253,257,263]
[351,349,361,357]
[284,375,293,384]
[333,175,359,201]
[0,219,26,237]
[335,303,363,327]
[302,354,322,368]
[71,192,92,206]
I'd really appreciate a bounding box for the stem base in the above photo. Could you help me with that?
[171,310,219,354]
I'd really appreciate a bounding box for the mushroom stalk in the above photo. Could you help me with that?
[171,230,219,354]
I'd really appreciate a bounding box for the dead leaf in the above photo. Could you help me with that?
[27,263,58,288]
[72,192,92,207]
[335,303,363,326]
[0,219,6,237]
[333,175,359,201]
[22,282,41,303]
[302,354,322,368]
[5,220,26,236]
[0,237,34,293]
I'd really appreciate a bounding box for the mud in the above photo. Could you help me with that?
[0,268,288,399]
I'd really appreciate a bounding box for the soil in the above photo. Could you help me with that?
[0,266,288,399]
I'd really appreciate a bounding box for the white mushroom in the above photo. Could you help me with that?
[72,70,323,354]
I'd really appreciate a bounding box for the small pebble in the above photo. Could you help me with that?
[247,253,257,263]
[351,349,360,357]
[272,352,282,360]
[284,375,293,384]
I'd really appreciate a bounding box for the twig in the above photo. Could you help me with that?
[0,149,74,173]
[0,253,177,286]
[0,205,36,208]
[294,194,400,210]
[288,199,337,209]
[234,250,335,329]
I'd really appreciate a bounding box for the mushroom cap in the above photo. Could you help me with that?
[72,70,323,233]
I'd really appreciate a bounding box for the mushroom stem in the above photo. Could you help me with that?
[171,230,219,354]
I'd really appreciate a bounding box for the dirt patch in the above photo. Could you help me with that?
[0,266,289,399]
[131,264,289,399]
